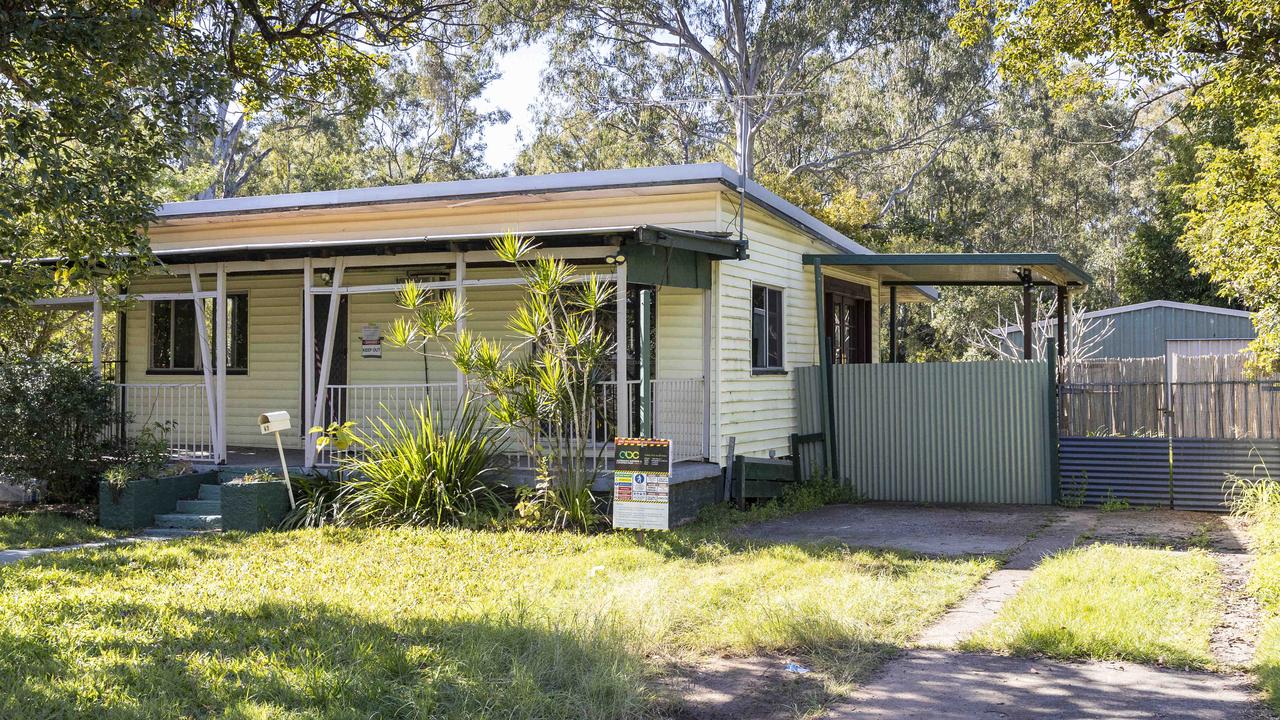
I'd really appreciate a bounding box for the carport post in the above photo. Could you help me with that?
[813,260,836,477]
[1018,268,1034,359]
[1055,285,1067,359]
[1046,338,1060,502]
[888,286,899,363]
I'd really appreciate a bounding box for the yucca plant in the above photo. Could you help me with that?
[387,233,614,530]
[318,398,506,528]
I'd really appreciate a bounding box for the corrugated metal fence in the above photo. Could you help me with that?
[1060,354,1280,511]
[796,361,1055,504]
[1060,437,1280,511]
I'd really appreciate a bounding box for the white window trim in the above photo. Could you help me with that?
[750,282,785,372]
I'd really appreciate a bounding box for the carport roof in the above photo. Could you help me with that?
[802,252,1093,290]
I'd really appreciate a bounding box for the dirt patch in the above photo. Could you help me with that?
[1086,509,1249,552]
[657,654,829,719]
[736,503,1059,557]
[1212,552,1264,668]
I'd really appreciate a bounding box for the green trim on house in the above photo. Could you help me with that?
[801,252,1094,289]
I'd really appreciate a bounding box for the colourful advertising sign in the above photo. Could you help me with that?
[613,437,672,531]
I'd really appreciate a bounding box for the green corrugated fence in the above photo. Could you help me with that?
[796,360,1056,504]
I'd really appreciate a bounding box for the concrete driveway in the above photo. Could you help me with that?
[726,502,1275,720]
[736,502,1059,556]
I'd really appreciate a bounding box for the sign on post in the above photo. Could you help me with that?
[613,437,671,530]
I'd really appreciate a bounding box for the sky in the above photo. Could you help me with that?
[478,42,551,172]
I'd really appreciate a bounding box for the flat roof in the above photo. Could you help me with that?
[803,252,1093,289]
[157,163,876,257]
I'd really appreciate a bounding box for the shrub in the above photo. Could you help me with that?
[387,233,614,530]
[280,471,352,529]
[229,469,280,484]
[102,421,182,498]
[313,397,506,528]
[0,359,116,502]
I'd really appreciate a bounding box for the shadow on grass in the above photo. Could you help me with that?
[1,599,652,720]
[966,625,1213,671]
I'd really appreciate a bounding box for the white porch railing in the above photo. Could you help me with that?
[315,378,708,468]
[318,383,461,465]
[651,378,707,463]
[113,383,214,460]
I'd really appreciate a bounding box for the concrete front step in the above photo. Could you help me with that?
[197,484,222,501]
[154,513,222,530]
[176,499,220,514]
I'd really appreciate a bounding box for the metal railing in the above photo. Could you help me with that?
[645,378,708,462]
[318,383,461,465]
[113,383,214,460]
[317,378,708,467]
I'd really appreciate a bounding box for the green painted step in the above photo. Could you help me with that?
[154,513,222,530]
[176,499,220,514]
[197,484,222,501]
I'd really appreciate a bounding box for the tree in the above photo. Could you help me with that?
[1,0,486,305]
[535,0,939,177]
[951,0,1280,369]
[1183,103,1280,372]
[1116,112,1236,307]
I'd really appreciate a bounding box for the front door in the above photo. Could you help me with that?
[304,295,348,427]
[825,279,872,364]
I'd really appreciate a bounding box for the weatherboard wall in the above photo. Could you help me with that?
[711,196,881,461]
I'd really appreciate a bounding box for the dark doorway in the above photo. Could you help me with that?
[825,278,872,364]
[304,295,349,427]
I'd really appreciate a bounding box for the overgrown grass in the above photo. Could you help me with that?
[0,493,992,719]
[963,544,1219,668]
[0,511,124,549]
[1229,472,1280,710]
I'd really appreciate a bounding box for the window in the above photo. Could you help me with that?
[751,284,783,371]
[149,295,249,373]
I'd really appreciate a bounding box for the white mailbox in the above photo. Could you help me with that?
[258,411,291,434]
[257,410,296,507]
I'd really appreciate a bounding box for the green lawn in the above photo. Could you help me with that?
[1232,481,1280,711]
[963,544,1220,668]
[0,511,993,719]
[0,511,125,550]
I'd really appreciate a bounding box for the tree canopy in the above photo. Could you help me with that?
[0,0,488,305]
[952,0,1280,367]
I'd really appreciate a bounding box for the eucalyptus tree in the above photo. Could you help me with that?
[0,0,486,305]
[533,0,940,178]
[951,0,1280,368]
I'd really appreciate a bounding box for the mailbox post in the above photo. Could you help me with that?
[258,411,295,507]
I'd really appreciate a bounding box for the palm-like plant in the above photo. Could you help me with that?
[387,233,616,529]
[333,398,506,527]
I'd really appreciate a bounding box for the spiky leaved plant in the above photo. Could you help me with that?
[386,233,616,529]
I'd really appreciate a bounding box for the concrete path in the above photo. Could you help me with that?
[0,528,199,565]
[826,650,1271,719]
[917,509,1095,647]
[733,503,1275,720]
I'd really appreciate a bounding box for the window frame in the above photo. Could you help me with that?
[750,283,785,374]
[147,293,250,375]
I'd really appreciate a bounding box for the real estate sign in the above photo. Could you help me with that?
[613,437,671,531]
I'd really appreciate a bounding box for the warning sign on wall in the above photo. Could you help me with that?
[360,323,382,358]
[613,437,672,530]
